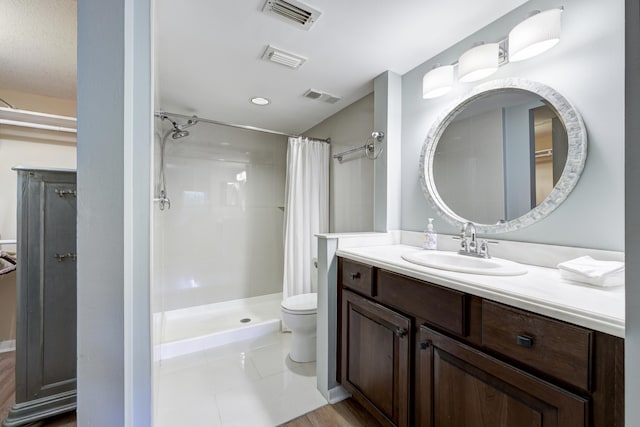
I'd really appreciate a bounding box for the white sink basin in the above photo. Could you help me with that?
[401,250,527,276]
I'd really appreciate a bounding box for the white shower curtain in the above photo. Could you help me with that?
[282,137,329,300]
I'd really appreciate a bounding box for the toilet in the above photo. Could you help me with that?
[281,260,318,363]
[281,293,317,362]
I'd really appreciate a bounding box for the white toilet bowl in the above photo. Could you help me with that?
[281,293,317,362]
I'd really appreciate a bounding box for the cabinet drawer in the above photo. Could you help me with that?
[376,269,467,336]
[482,300,593,391]
[340,259,374,296]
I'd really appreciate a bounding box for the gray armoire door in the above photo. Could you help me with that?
[3,167,77,427]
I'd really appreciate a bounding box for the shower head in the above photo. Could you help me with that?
[172,129,189,139]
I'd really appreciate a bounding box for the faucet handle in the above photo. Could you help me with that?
[479,239,490,258]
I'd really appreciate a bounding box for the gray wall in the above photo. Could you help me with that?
[374,72,403,232]
[401,0,624,250]
[77,0,152,425]
[625,0,639,425]
[305,93,375,233]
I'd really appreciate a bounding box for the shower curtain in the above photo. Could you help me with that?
[282,137,329,300]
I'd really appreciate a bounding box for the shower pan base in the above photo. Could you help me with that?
[154,292,282,360]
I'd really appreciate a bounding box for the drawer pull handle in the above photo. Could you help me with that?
[350,272,361,280]
[55,253,77,262]
[516,335,533,348]
[395,328,407,338]
[55,189,77,198]
[419,341,430,350]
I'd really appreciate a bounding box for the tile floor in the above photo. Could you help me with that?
[154,332,328,427]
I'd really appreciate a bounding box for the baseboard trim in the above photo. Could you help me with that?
[2,390,76,427]
[327,385,350,404]
[0,340,16,353]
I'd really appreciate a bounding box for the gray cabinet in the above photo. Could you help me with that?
[3,167,77,427]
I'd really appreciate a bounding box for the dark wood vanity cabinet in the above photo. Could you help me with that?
[337,257,624,427]
[416,326,587,427]
[341,289,411,426]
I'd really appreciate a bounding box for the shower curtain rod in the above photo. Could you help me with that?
[156,111,330,143]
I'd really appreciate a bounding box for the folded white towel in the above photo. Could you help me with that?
[557,256,624,279]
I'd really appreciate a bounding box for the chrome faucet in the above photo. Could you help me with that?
[460,222,476,252]
[459,222,491,258]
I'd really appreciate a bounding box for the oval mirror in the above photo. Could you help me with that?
[419,79,587,233]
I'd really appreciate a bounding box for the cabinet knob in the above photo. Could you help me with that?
[516,335,534,348]
[350,272,361,280]
[419,341,430,350]
[395,328,407,338]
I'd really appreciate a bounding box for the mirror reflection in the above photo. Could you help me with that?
[432,89,568,225]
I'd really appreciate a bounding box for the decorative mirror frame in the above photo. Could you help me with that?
[419,78,587,233]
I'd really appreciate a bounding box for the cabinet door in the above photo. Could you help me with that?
[14,170,77,406]
[341,289,411,427]
[416,326,587,427]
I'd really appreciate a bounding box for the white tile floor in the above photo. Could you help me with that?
[154,332,328,427]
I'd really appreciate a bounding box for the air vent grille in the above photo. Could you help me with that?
[271,1,311,24]
[303,89,323,100]
[303,89,341,104]
[262,46,306,69]
[324,95,341,104]
[262,0,321,30]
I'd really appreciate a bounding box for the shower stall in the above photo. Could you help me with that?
[152,114,289,360]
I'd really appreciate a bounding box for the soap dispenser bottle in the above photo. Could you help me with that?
[423,218,438,250]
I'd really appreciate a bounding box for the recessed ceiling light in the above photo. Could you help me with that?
[250,97,270,106]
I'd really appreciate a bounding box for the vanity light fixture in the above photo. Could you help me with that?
[422,65,454,99]
[458,43,501,83]
[250,97,271,106]
[508,8,563,62]
[422,7,563,99]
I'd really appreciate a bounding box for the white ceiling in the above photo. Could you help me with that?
[0,0,531,134]
[156,0,529,134]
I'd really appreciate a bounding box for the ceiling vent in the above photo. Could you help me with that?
[323,95,341,104]
[303,89,342,104]
[262,46,306,69]
[262,0,321,30]
[303,89,323,100]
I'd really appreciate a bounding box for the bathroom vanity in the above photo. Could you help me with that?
[336,252,624,427]
[328,74,622,427]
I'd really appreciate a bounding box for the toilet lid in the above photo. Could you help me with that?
[281,293,317,314]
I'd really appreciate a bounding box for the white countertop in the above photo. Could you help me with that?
[336,244,625,338]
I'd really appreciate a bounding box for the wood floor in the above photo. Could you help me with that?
[0,351,15,424]
[0,351,76,427]
[2,350,376,427]
[280,398,382,427]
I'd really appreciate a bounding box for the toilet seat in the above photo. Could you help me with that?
[281,293,317,315]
